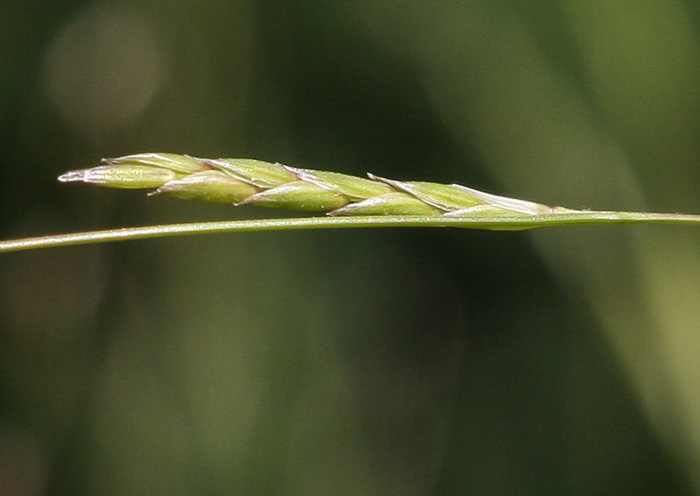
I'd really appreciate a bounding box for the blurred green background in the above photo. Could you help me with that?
[1,1,699,494]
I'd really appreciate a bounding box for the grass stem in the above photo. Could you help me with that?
[1,211,698,253]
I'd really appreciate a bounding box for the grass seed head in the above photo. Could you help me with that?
[58,153,554,217]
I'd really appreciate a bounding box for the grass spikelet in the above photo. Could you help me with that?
[151,171,259,203]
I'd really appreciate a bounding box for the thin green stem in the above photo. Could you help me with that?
[1,211,698,253]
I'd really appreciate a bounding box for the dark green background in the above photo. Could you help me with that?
[1,1,699,494]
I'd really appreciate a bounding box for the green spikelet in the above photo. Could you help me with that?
[150,171,259,203]
[58,153,559,217]
[239,181,349,211]
[57,164,178,189]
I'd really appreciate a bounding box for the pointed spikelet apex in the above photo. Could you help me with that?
[58,165,178,189]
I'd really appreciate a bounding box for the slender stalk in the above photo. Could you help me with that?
[1,211,699,253]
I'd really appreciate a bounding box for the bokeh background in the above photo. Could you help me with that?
[1,1,699,494]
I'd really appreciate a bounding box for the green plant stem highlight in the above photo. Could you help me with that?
[1,211,699,253]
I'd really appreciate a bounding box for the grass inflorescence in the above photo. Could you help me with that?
[0,153,697,253]
[57,153,567,217]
